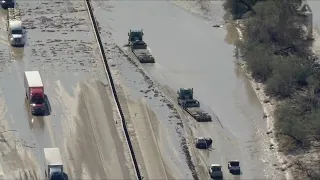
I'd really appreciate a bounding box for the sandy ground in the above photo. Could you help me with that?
[0,0,135,179]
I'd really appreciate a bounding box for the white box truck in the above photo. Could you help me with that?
[7,7,25,47]
[24,71,45,115]
[44,148,64,180]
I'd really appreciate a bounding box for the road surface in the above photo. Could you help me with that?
[0,1,135,179]
[91,0,285,179]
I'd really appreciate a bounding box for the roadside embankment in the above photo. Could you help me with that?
[225,0,320,179]
[172,0,320,179]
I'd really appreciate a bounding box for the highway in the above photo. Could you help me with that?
[0,0,135,179]
[0,0,290,179]
[91,0,286,179]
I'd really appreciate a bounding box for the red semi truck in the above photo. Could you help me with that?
[24,71,45,115]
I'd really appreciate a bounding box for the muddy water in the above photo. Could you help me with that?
[93,0,284,179]
[0,0,134,179]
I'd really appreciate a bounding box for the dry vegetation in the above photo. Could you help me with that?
[223,0,320,179]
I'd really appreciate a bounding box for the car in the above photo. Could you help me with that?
[195,137,212,149]
[0,0,14,9]
[208,164,223,179]
[228,160,241,174]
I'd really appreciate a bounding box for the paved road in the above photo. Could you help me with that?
[92,0,285,179]
[0,1,135,179]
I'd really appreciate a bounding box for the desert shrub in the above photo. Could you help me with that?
[275,93,320,152]
[265,56,313,97]
[244,42,273,81]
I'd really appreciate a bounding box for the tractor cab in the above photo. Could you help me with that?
[128,29,146,49]
[178,88,194,100]
[177,88,200,108]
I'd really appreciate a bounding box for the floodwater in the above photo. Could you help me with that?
[92,0,284,179]
[0,1,134,179]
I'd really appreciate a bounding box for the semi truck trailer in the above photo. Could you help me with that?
[24,71,45,115]
[44,148,64,180]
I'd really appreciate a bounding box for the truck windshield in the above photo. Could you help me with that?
[31,97,44,104]
[51,172,64,180]
[12,29,22,35]
[230,161,239,166]
[212,166,221,171]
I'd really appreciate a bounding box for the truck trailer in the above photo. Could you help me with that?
[24,71,45,115]
[44,148,64,180]
[127,29,155,63]
[7,7,25,47]
[177,88,212,122]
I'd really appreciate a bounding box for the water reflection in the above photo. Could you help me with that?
[10,46,24,61]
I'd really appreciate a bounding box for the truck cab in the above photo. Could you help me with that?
[29,88,45,115]
[8,20,25,47]
[128,29,148,48]
[177,88,200,108]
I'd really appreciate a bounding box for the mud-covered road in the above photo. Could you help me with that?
[0,1,135,179]
[91,0,285,179]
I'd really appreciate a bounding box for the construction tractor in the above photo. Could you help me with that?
[127,29,155,63]
[177,88,200,108]
[128,29,146,49]
[177,88,212,122]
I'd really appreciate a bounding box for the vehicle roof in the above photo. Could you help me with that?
[25,71,43,87]
[44,148,63,165]
[211,164,221,167]
[9,21,22,30]
[229,160,240,162]
[130,29,142,32]
[196,137,205,140]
